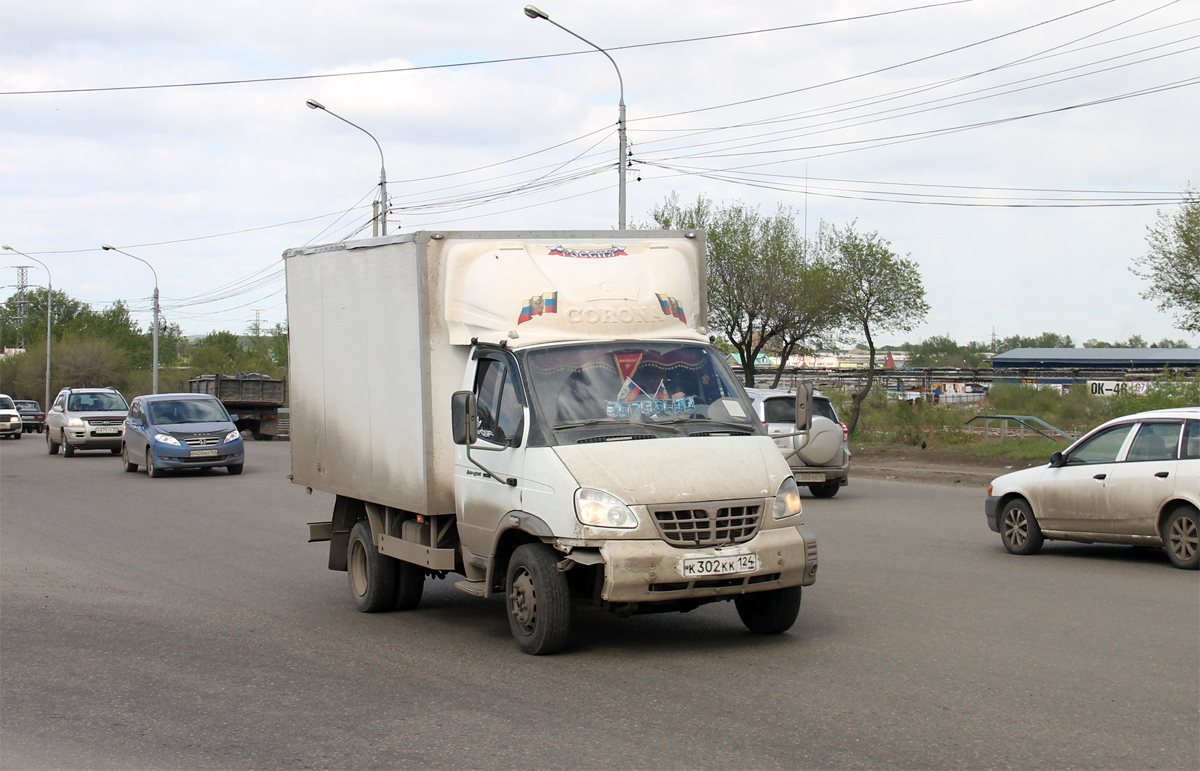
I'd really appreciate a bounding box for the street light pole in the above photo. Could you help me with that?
[101,245,160,394]
[524,4,627,229]
[2,245,52,410]
[306,99,389,237]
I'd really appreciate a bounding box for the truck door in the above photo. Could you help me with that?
[454,353,527,564]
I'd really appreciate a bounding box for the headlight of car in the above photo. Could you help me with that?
[773,477,802,520]
[68,417,84,427]
[8,416,18,423]
[574,488,638,529]
[153,433,181,446]
[223,429,240,443]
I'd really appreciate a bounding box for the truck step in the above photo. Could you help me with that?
[454,580,487,597]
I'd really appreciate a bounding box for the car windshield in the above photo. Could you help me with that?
[522,341,760,438]
[0,397,14,410]
[149,399,229,425]
[67,393,127,411]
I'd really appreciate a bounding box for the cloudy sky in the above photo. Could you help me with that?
[2,0,1197,347]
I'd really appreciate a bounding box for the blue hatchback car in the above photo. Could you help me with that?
[122,393,245,477]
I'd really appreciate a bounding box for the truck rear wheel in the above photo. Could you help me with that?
[735,586,802,634]
[347,520,397,612]
[505,543,571,655]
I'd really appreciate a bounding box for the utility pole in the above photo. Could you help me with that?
[13,266,30,347]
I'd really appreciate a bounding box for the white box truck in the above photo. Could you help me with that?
[287,230,818,654]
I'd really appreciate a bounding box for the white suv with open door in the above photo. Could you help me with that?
[747,386,851,498]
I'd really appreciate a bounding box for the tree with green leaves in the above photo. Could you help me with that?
[819,221,928,434]
[1132,188,1200,334]
[995,332,1074,352]
[642,193,841,387]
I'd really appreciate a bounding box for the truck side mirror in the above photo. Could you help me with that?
[1049,451,1065,468]
[794,382,814,432]
[451,391,478,446]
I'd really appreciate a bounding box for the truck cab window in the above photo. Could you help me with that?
[474,358,524,445]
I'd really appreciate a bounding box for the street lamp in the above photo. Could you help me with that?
[524,4,628,229]
[306,98,390,237]
[2,245,52,411]
[101,245,160,394]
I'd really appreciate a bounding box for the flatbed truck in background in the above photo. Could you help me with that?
[189,373,285,441]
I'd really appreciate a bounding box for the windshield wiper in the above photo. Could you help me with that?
[659,416,755,431]
[554,418,679,434]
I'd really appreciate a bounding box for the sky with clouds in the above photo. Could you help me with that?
[2,0,1197,347]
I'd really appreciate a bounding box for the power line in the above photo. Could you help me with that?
[1,1,974,96]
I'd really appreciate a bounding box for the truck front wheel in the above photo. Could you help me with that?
[347,520,397,612]
[505,543,571,655]
[735,586,802,634]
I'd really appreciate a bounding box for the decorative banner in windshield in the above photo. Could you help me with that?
[547,245,628,259]
[614,353,643,381]
[607,397,696,419]
[518,291,558,324]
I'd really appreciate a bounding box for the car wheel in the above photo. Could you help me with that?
[735,585,802,634]
[347,520,397,612]
[809,482,839,498]
[63,441,75,457]
[1000,498,1044,555]
[505,543,571,655]
[1163,506,1199,570]
[13,431,20,441]
[46,430,59,455]
[146,448,161,478]
[122,444,138,473]
[227,464,244,475]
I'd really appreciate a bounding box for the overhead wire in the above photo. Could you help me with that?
[1,0,976,96]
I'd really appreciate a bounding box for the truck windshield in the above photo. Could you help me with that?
[522,341,761,439]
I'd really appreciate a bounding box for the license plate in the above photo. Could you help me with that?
[189,449,219,458]
[794,472,826,482]
[681,553,760,578]
[93,427,120,435]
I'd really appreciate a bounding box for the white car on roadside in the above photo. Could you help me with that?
[985,407,1199,569]
[0,394,23,439]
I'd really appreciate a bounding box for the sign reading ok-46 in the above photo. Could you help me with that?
[1088,380,1150,397]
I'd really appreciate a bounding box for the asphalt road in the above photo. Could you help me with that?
[2,436,1197,770]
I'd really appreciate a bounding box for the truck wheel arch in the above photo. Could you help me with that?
[328,495,367,572]
[489,512,555,593]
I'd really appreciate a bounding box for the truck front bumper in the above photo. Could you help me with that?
[597,525,817,604]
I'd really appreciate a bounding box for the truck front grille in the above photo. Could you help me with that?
[649,500,763,548]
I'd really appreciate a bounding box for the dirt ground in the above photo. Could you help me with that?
[848,445,1047,489]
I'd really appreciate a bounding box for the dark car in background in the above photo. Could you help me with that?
[14,399,45,433]
[122,393,245,477]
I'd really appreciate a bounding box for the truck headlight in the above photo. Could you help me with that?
[773,477,802,520]
[154,433,181,446]
[575,488,638,529]
[68,417,84,427]
[223,429,240,443]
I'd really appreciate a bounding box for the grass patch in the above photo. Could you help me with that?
[961,437,1066,461]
